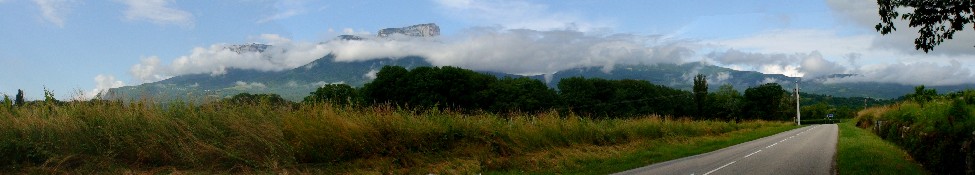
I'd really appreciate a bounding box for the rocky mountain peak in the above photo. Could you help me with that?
[226,43,270,54]
[377,23,440,38]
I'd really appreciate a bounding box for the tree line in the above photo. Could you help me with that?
[301,65,800,121]
[1,65,888,121]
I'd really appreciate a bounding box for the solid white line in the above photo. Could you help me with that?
[744,150,762,158]
[703,161,737,175]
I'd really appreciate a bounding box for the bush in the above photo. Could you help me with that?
[304,84,360,106]
[856,96,975,174]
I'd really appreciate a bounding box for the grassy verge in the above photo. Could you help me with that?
[836,121,927,174]
[541,123,798,175]
[0,101,794,174]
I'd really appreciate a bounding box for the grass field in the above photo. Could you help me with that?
[0,100,794,174]
[836,121,927,174]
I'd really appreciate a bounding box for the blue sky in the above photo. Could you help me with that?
[1,0,974,100]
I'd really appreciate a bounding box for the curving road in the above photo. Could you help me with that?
[615,124,838,175]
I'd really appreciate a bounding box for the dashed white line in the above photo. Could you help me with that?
[697,125,819,175]
[703,161,737,175]
[744,150,762,158]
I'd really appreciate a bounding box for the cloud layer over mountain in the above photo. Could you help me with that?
[130,27,694,83]
[122,0,975,89]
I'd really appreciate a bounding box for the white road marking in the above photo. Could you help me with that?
[744,150,762,158]
[695,125,826,175]
[703,161,737,175]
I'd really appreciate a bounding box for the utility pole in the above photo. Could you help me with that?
[864,98,868,110]
[795,78,801,126]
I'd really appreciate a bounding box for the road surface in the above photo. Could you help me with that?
[615,124,838,175]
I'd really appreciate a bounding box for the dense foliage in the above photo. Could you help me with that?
[876,0,975,52]
[223,93,294,106]
[318,65,810,120]
[558,77,694,118]
[693,74,708,117]
[743,83,794,121]
[856,88,975,174]
[303,84,360,106]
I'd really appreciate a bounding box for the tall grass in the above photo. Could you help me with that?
[836,121,927,174]
[0,100,789,173]
[855,100,975,174]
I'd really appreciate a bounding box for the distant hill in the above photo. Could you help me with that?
[546,63,975,99]
[106,54,431,102]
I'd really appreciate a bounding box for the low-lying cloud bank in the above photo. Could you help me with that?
[823,60,974,86]
[131,34,331,83]
[130,27,695,83]
[124,26,975,94]
[706,49,975,86]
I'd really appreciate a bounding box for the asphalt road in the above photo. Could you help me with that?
[615,124,838,175]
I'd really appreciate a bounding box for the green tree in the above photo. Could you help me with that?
[361,66,409,105]
[225,93,291,106]
[43,87,58,105]
[361,66,496,111]
[910,85,937,106]
[947,98,968,127]
[14,89,24,107]
[693,74,708,118]
[487,77,558,113]
[304,84,359,106]
[744,83,787,120]
[876,0,975,52]
[802,102,831,121]
[2,94,11,110]
[558,77,693,118]
[709,84,742,121]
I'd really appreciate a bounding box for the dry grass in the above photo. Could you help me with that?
[0,100,790,174]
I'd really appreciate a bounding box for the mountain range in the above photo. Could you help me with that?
[105,23,975,102]
[106,52,975,102]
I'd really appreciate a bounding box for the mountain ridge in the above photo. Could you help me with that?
[107,54,975,102]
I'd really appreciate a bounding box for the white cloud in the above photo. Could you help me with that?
[713,72,732,84]
[256,0,306,24]
[825,60,975,86]
[257,9,302,24]
[130,56,168,83]
[707,49,835,77]
[78,74,126,100]
[707,48,975,86]
[700,2,975,86]
[129,28,693,84]
[117,0,194,27]
[799,51,847,78]
[709,29,873,57]
[130,34,330,83]
[234,81,266,89]
[364,69,378,80]
[311,81,344,87]
[33,0,74,28]
[433,0,610,31]
[326,28,691,75]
